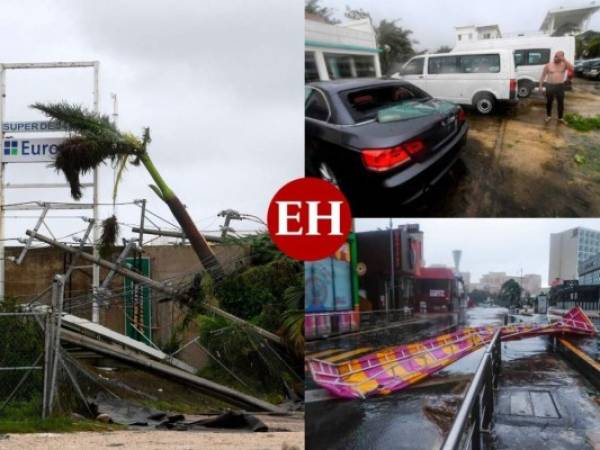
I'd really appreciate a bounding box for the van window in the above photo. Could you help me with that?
[514,50,525,66]
[429,54,500,74]
[402,58,424,75]
[428,56,460,74]
[527,49,550,65]
[460,54,500,73]
[305,88,330,121]
[305,52,320,83]
[515,49,550,66]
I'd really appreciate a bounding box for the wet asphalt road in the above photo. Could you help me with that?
[305,307,600,450]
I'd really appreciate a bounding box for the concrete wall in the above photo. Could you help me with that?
[5,242,250,369]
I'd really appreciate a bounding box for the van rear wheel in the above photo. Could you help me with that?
[518,81,533,98]
[473,93,495,115]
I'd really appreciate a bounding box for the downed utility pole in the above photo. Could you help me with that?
[26,229,282,345]
[131,227,222,243]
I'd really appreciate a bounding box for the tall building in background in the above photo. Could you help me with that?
[549,227,600,284]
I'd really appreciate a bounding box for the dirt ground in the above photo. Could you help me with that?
[0,414,304,450]
[405,77,600,217]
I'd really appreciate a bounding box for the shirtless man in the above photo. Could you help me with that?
[539,51,574,124]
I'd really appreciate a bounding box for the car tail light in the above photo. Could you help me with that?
[510,78,517,94]
[457,107,466,122]
[361,138,425,172]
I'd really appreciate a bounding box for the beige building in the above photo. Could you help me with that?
[549,227,600,285]
[455,24,502,44]
[478,271,541,296]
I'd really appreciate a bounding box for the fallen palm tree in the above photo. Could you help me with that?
[308,307,597,399]
[32,102,223,280]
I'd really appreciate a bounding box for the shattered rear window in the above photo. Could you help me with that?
[377,99,456,123]
[341,84,430,122]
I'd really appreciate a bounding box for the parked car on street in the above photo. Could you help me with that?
[577,58,600,78]
[305,79,468,214]
[583,60,600,80]
[392,49,518,114]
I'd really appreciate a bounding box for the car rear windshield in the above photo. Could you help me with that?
[341,84,430,122]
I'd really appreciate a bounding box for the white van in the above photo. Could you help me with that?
[393,49,517,114]
[453,36,575,98]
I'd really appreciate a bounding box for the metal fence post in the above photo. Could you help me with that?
[42,275,65,417]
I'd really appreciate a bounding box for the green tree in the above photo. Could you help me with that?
[499,279,522,308]
[344,6,371,21]
[469,289,493,305]
[435,45,452,54]
[576,31,600,58]
[305,0,339,24]
[378,20,416,73]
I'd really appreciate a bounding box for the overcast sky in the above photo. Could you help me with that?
[1,0,303,244]
[324,0,600,51]
[355,218,600,287]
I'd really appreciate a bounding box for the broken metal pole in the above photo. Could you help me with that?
[28,229,180,295]
[26,230,282,345]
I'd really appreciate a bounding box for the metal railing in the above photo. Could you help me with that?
[441,329,502,450]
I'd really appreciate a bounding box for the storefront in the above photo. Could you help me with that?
[305,234,360,339]
[415,267,459,312]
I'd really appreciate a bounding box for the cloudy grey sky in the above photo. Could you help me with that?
[324,0,600,51]
[1,0,303,243]
[355,218,600,287]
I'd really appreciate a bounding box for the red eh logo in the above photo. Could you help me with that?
[267,178,352,261]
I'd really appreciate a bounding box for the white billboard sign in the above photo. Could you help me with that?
[430,289,446,298]
[3,120,68,133]
[2,137,64,163]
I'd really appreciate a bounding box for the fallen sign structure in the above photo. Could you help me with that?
[308,307,597,399]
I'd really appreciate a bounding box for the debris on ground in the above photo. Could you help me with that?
[423,395,461,434]
[90,395,271,432]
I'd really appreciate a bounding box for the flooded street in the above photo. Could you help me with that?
[306,307,600,450]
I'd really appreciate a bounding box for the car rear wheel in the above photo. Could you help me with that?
[473,93,495,115]
[518,80,533,98]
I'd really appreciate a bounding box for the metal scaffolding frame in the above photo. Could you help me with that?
[0,61,100,321]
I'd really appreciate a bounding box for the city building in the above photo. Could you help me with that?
[540,3,600,36]
[549,227,600,284]
[479,272,509,293]
[455,24,502,43]
[478,271,542,296]
[579,252,600,285]
[415,267,460,312]
[305,14,382,82]
[455,3,600,45]
[355,224,423,313]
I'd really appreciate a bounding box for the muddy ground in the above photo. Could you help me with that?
[404,78,600,217]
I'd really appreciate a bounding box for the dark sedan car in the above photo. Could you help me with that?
[305,79,468,215]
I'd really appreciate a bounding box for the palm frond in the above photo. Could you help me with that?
[99,215,119,259]
[112,154,129,202]
[32,102,146,200]
[32,102,119,139]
